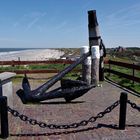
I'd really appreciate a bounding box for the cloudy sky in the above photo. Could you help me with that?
[0,0,140,48]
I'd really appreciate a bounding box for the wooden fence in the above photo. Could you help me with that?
[105,60,140,83]
[0,60,75,65]
[0,59,140,83]
[0,60,81,74]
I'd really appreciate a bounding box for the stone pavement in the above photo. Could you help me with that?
[4,78,140,140]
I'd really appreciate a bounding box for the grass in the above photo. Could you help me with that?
[105,55,140,94]
[105,73,140,93]
[4,63,82,84]
[0,63,82,71]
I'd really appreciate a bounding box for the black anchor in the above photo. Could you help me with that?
[16,52,94,104]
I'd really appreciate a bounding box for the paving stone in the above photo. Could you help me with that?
[5,78,140,140]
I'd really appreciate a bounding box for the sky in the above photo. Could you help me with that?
[0,0,140,48]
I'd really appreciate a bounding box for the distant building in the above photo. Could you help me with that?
[115,46,126,53]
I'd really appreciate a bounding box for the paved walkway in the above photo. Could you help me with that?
[6,78,140,140]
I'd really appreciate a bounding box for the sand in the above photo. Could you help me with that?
[0,49,64,61]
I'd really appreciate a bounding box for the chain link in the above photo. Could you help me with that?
[127,100,140,112]
[8,100,120,129]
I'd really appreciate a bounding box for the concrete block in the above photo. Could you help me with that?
[0,72,16,107]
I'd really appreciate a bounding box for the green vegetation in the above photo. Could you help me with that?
[106,47,140,94]
[0,63,81,80]
[29,64,67,70]
[56,48,80,56]
[0,65,26,71]
[29,63,81,70]
[105,73,140,93]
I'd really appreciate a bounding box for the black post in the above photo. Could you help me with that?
[0,96,9,139]
[119,92,128,130]
[0,82,2,96]
[99,57,104,81]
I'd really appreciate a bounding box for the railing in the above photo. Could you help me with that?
[1,59,140,83]
[0,60,75,65]
[105,60,140,83]
[0,60,81,74]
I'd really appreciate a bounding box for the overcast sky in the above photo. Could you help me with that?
[0,0,140,48]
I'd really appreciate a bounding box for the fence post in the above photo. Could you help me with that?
[132,63,135,84]
[119,92,128,130]
[0,96,9,138]
[109,61,111,76]
[81,46,91,84]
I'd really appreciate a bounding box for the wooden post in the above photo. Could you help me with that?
[0,96,9,139]
[119,92,128,130]
[88,10,100,49]
[91,46,100,86]
[88,10,100,86]
[109,61,111,76]
[81,46,91,84]
[132,63,135,84]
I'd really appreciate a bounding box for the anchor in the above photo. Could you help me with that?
[16,52,94,104]
[16,10,105,104]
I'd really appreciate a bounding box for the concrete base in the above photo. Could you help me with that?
[0,72,16,107]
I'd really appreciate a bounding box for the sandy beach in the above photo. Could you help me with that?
[0,49,64,61]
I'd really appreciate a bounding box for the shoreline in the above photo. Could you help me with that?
[0,48,64,61]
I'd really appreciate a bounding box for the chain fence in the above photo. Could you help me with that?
[1,93,140,139]
[8,100,120,129]
[4,97,140,134]
[7,98,140,131]
[127,100,140,112]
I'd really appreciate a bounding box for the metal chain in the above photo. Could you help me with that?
[127,100,140,112]
[8,100,120,129]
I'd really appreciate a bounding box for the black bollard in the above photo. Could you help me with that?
[99,57,104,81]
[119,92,128,130]
[0,96,9,139]
[0,83,2,96]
